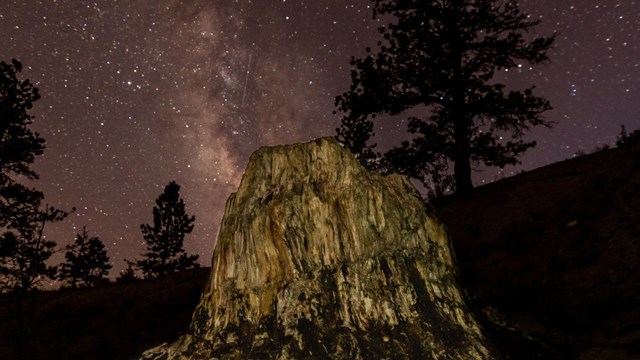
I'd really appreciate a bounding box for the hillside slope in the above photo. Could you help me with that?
[0,268,210,360]
[438,143,640,359]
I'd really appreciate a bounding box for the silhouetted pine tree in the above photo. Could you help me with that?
[0,203,67,293]
[616,125,640,148]
[335,0,555,196]
[0,60,43,182]
[0,59,46,227]
[135,181,199,278]
[58,227,112,288]
[0,59,70,294]
[116,260,138,283]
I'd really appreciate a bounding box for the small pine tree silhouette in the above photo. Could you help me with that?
[58,227,112,288]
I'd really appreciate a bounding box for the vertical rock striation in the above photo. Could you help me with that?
[142,137,493,359]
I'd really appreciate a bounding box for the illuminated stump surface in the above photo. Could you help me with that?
[141,137,493,359]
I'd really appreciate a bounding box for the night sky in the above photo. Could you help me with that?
[1,0,639,274]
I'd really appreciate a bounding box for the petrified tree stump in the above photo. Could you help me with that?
[142,138,493,359]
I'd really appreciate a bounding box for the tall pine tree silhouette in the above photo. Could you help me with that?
[0,59,45,226]
[0,59,69,294]
[135,181,199,278]
[335,0,555,196]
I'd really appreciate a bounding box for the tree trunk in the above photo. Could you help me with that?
[451,92,473,195]
[454,129,473,195]
[449,3,474,197]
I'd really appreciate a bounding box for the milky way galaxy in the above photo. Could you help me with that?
[1,0,639,273]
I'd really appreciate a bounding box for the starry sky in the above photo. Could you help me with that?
[1,0,639,274]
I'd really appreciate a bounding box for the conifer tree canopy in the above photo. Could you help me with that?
[0,203,67,293]
[335,0,555,196]
[0,59,69,294]
[136,181,199,278]
[0,59,44,182]
[0,59,46,225]
[58,227,112,288]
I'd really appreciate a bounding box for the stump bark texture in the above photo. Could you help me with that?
[141,137,493,359]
